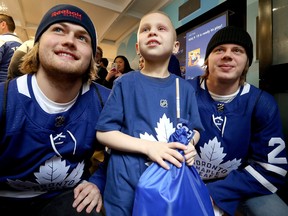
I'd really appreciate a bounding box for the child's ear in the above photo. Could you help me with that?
[172,41,180,54]
[135,43,140,55]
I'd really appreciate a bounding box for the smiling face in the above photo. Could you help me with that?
[136,12,179,62]
[38,22,93,82]
[207,43,248,84]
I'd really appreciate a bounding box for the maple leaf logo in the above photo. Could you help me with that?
[140,113,175,143]
[194,137,241,180]
[7,156,84,192]
[140,114,175,166]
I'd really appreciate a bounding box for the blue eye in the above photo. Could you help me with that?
[79,35,87,42]
[54,27,63,33]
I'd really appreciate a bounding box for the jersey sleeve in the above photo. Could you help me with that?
[0,40,5,61]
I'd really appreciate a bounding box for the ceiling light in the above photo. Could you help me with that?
[0,2,8,12]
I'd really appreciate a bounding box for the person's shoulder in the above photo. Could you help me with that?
[89,82,111,104]
[17,39,34,52]
[242,83,275,100]
[242,83,279,111]
[23,39,34,46]
[119,70,139,80]
[92,81,111,94]
[0,38,5,47]
[183,76,201,90]
[111,71,140,89]
[0,33,22,44]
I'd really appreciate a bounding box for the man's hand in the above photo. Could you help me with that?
[73,181,102,213]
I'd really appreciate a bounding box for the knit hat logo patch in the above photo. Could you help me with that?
[51,9,82,21]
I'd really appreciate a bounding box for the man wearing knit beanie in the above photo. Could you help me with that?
[34,4,97,57]
[188,26,288,216]
[204,26,253,66]
[0,4,110,216]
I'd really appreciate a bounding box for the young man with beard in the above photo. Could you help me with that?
[0,4,110,216]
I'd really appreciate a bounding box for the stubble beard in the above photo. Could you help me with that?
[40,56,87,84]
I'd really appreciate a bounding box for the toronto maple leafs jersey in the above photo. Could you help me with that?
[189,77,288,215]
[96,71,203,215]
[0,74,110,198]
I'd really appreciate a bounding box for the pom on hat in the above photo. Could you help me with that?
[205,26,253,66]
[35,4,97,56]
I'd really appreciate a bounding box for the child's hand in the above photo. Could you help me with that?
[145,141,187,170]
[184,141,197,166]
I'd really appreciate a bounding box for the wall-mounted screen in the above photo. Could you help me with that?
[176,12,227,79]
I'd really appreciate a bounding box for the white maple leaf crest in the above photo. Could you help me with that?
[194,137,241,180]
[140,113,175,143]
[140,114,175,166]
[7,156,84,192]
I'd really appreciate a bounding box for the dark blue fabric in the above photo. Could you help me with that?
[133,124,214,216]
[168,54,182,77]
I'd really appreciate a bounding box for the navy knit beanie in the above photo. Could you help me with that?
[35,4,97,56]
[205,26,253,66]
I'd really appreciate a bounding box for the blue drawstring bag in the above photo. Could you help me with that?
[132,124,214,216]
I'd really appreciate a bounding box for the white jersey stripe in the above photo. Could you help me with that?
[245,165,277,193]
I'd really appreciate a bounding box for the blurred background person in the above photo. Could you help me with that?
[0,13,22,82]
[99,57,108,69]
[138,55,144,70]
[7,39,34,79]
[94,57,108,86]
[95,46,103,69]
[101,55,134,89]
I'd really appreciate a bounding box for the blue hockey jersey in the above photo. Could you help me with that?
[0,74,110,198]
[96,71,204,215]
[189,77,288,215]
